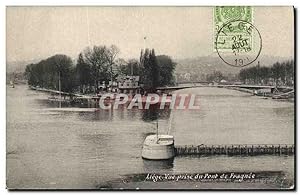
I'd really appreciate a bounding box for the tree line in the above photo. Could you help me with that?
[239,60,294,86]
[25,45,176,93]
[25,54,75,92]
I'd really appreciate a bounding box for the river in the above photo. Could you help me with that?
[6,85,294,189]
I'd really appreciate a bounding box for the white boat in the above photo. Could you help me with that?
[9,80,15,88]
[142,134,175,160]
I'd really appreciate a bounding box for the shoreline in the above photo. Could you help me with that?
[226,86,294,102]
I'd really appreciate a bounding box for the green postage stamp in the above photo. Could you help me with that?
[214,6,253,53]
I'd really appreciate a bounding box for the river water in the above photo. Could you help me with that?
[6,85,294,189]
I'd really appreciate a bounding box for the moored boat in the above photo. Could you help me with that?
[9,80,15,88]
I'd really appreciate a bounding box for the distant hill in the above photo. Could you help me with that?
[6,59,42,73]
[174,55,292,76]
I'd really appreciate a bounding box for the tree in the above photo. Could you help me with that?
[156,55,176,86]
[116,59,141,76]
[259,66,270,85]
[25,63,37,86]
[79,45,121,92]
[75,53,92,93]
[140,48,151,89]
[239,68,247,83]
[271,62,282,85]
[24,54,75,92]
[285,60,294,86]
[206,71,224,83]
[82,45,110,91]
[106,45,120,84]
[149,49,160,89]
[238,60,294,86]
[47,54,74,92]
[140,48,160,92]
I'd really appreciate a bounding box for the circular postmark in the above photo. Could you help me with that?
[216,20,262,67]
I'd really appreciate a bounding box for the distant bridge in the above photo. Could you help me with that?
[176,81,211,85]
[30,84,294,97]
[157,84,294,93]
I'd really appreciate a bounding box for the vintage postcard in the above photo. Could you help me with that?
[6,6,295,190]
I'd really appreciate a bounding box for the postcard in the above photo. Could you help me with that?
[6,6,295,190]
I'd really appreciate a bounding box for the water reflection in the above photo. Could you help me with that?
[72,102,172,123]
[141,108,170,122]
[143,158,174,172]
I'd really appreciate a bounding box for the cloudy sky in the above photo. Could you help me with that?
[7,6,294,62]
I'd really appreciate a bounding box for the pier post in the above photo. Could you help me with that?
[278,145,281,154]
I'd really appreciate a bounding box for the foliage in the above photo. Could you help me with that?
[140,49,160,91]
[73,45,120,92]
[25,54,75,92]
[206,71,225,83]
[25,45,177,94]
[239,60,294,86]
[156,55,176,86]
[116,59,142,76]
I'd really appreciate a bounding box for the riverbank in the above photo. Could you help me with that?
[226,86,294,102]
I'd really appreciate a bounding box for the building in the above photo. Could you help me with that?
[117,75,140,94]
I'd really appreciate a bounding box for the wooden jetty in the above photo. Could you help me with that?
[175,144,294,156]
[30,86,79,97]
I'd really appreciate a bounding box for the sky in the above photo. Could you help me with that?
[6,6,294,62]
